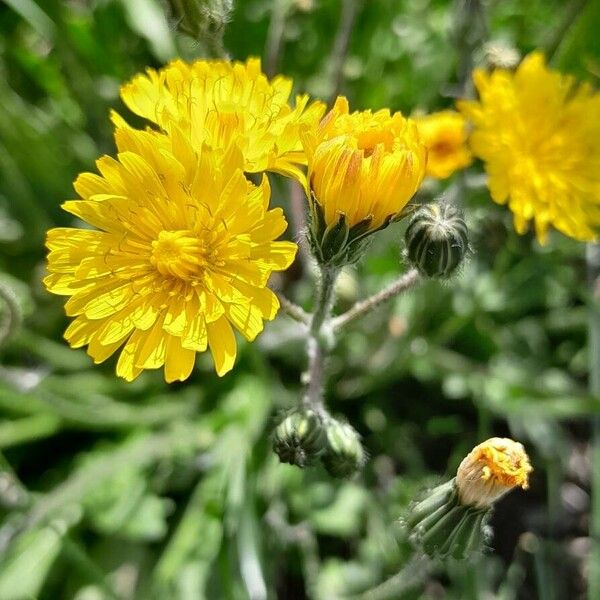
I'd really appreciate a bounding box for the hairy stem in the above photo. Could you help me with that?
[264,0,291,77]
[327,0,362,102]
[332,269,420,332]
[276,292,310,326]
[302,266,339,414]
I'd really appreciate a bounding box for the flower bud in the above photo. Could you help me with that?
[405,437,532,559]
[272,409,325,468]
[404,202,469,278]
[321,419,365,478]
[484,41,521,70]
[456,437,532,508]
[165,0,233,40]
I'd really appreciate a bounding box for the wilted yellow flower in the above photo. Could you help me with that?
[414,110,472,179]
[456,437,532,508]
[303,97,427,232]
[119,57,325,179]
[458,52,600,243]
[44,125,297,382]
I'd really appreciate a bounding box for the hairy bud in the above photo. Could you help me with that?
[272,409,325,468]
[321,419,365,478]
[404,202,469,278]
[165,0,233,40]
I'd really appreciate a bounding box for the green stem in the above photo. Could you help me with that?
[62,536,122,600]
[331,269,420,332]
[351,556,432,600]
[587,243,600,600]
[311,266,338,337]
[302,265,339,414]
[0,283,21,348]
[545,0,588,61]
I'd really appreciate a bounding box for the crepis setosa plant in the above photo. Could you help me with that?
[44,54,533,561]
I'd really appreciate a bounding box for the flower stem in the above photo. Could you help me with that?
[332,269,420,332]
[351,555,432,600]
[587,242,600,600]
[276,292,310,326]
[0,283,21,348]
[327,0,362,102]
[302,265,339,414]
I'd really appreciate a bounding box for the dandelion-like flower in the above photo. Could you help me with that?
[406,437,532,559]
[456,437,532,508]
[458,52,600,243]
[414,110,472,179]
[44,125,297,382]
[119,57,325,179]
[301,97,426,265]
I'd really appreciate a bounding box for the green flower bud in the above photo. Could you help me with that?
[404,202,469,278]
[321,419,365,478]
[165,0,233,40]
[405,479,491,560]
[272,410,325,468]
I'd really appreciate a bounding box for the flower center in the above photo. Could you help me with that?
[150,230,207,279]
[429,139,455,158]
[476,443,530,489]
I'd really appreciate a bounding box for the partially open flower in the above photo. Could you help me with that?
[456,437,532,508]
[301,97,427,266]
[406,437,532,559]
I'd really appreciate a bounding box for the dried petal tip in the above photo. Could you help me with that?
[456,437,532,508]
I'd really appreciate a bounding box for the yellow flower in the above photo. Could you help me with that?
[119,57,325,179]
[303,96,427,232]
[456,437,532,508]
[458,52,600,243]
[414,110,472,179]
[44,124,297,382]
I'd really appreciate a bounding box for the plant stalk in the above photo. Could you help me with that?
[302,265,339,414]
[587,242,600,600]
[332,269,420,332]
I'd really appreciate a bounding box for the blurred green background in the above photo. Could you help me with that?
[0,0,599,598]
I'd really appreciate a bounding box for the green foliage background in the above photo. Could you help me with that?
[0,0,599,598]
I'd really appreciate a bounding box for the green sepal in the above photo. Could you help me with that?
[405,478,491,560]
[307,197,398,267]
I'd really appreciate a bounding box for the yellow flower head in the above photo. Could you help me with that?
[303,97,427,231]
[44,124,297,382]
[456,437,532,508]
[414,110,472,179]
[458,52,600,243]
[120,57,325,179]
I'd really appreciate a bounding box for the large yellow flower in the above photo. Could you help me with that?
[458,52,600,243]
[303,96,427,231]
[44,124,297,382]
[414,110,472,179]
[119,57,325,179]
